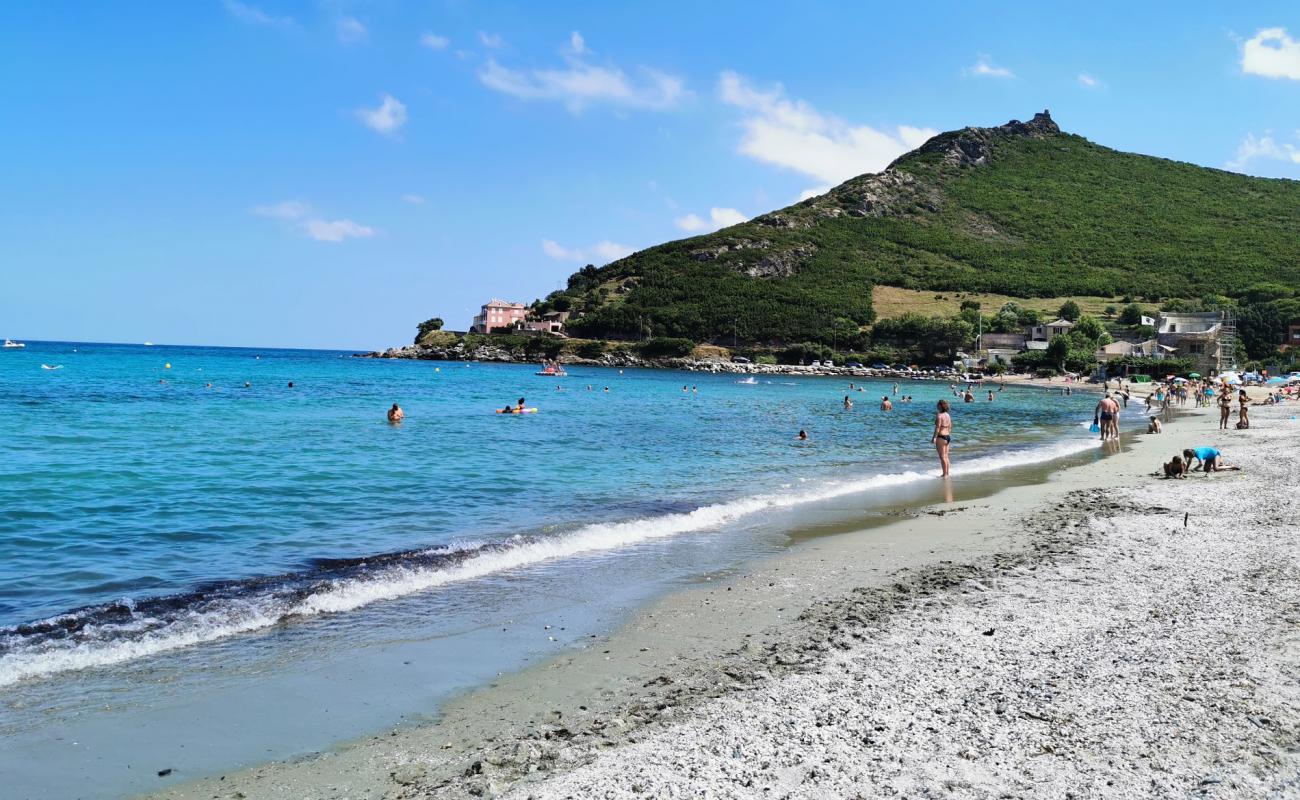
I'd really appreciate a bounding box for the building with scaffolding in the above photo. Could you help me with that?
[1155,311,1236,373]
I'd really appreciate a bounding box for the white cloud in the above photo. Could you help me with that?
[541,239,633,264]
[674,207,749,233]
[1227,131,1300,171]
[356,94,408,135]
[402,193,426,204]
[1078,73,1101,88]
[251,201,375,243]
[305,219,375,242]
[252,200,311,220]
[717,71,937,188]
[965,54,1014,79]
[223,0,294,28]
[1242,28,1300,80]
[478,31,504,48]
[420,32,450,50]
[337,16,367,44]
[479,32,686,113]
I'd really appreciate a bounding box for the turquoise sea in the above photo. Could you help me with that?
[0,341,1121,797]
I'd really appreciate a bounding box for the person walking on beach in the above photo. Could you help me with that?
[387,403,404,423]
[1218,391,1232,431]
[931,399,952,477]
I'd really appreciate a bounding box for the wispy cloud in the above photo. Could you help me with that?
[356,94,408,135]
[674,207,749,233]
[479,32,687,113]
[717,71,936,191]
[337,16,367,44]
[1242,27,1300,80]
[541,239,633,264]
[252,201,375,242]
[1077,73,1101,89]
[965,54,1014,79]
[478,31,504,48]
[223,0,294,29]
[304,219,375,242]
[1227,131,1300,172]
[420,32,450,50]
[401,193,426,204]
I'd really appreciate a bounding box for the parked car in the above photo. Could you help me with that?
[871,362,889,370]
[845,361,864,368]
[731,356,751,364]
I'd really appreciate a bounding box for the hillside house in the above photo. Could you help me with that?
[513,310,570,337]
[470,299,528,333]
[1027,319,1075,341]
[1284,322,1300,352]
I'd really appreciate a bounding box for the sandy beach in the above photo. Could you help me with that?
[150,400,1300,800]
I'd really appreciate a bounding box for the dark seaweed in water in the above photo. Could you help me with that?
[0,540,510,648]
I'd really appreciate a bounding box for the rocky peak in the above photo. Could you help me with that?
[999,110,1060,137]
[900,110,1062,171]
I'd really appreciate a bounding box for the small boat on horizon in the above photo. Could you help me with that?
[143,341,154,346]
[3,339,25,348]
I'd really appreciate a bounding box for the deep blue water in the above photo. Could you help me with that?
[0,340,1106,687]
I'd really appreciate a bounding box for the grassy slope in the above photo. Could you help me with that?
[877,134,1300,298]
[560,123,1300,343]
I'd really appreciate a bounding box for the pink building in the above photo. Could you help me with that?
[470,299,528,333]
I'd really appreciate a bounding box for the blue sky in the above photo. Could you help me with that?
[3,2,1300,349]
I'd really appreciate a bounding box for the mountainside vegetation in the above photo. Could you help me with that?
[538,111,1300,347]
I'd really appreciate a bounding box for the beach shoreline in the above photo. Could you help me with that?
[144,396,1296,799]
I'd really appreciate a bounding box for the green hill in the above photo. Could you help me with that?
[546,111,1300,344]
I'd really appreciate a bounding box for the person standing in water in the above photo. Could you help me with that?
[931,399,952,477]
[387,403,404,423]
[844,395,854,409]
[881,395,893,411]
[1094,393,1120,441]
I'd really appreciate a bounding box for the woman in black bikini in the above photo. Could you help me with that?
[932,399,952,477]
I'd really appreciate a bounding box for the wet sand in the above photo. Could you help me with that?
[148,400,1300,799]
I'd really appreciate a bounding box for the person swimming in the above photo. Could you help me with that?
[517,397,526,412]
[797,429,808,441]
[880,395,893,411]
[844,395,853,409]
[388,403,404,423]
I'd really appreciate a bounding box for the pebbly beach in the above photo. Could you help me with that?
[149,395,1300,799]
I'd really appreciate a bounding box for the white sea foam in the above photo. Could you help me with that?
[0,436,1099,688]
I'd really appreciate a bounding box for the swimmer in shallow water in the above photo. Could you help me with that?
[844,395,853,409]
[388,403,404,423]
[797,430,808,441]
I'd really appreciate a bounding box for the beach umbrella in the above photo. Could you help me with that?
[1227,378,1242,385]
[1266,376,1286,385]
[1172,377,1189,383]
[1188,372,1201,378]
